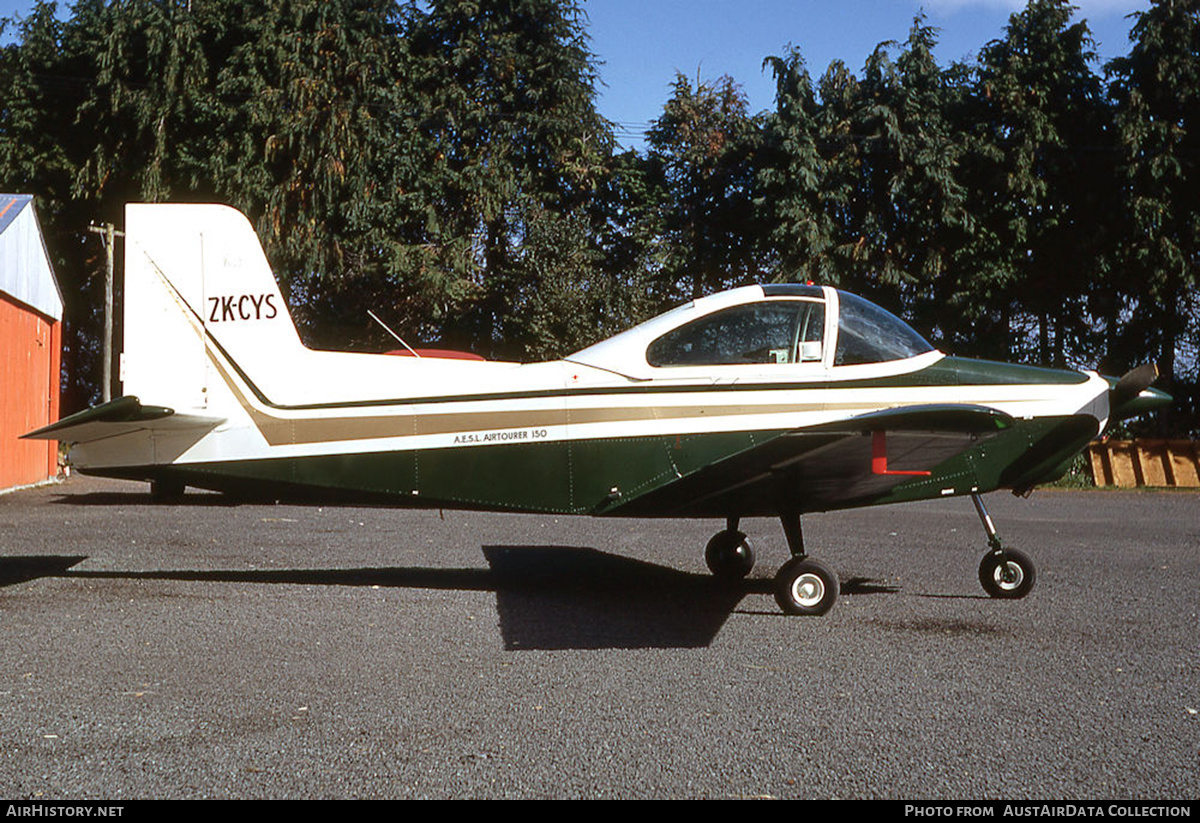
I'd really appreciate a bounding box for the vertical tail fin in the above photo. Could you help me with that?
[122,204,306,413]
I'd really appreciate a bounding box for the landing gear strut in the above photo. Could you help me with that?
[702,512,840,615]
[972,493,1036,599]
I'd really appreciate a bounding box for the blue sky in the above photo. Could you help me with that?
[584,0,1151,146]
[1,0,1152,148]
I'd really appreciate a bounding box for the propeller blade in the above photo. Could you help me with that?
[1106,363,1172,422]
[1110,363,1159,407]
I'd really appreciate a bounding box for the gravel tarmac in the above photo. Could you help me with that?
[0,475,1196,799]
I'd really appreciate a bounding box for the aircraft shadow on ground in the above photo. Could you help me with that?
[0,556,90,586]
[53,491,301,508]
[0,548,898,650]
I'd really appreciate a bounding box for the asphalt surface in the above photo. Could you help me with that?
[0,475,1196,799]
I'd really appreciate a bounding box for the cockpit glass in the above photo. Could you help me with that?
[647,300,825,367]
[834,292,933,366]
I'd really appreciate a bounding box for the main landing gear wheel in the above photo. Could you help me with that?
[150,478,185,503]
[705,530,755,580]
[774,556,839,616]
[978,548,1036,599]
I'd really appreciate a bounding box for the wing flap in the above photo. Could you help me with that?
[22,396,225,444]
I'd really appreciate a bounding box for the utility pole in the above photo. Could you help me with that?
[88,222,124,403]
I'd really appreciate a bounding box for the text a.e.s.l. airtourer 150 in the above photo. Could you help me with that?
[25,204,1171,616]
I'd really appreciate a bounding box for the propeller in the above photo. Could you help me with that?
[1111,363,1159,406]
[1107,363,1171,420]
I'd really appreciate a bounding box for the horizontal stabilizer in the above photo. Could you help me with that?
[22,396,224,444]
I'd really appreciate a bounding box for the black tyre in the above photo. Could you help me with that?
[978,548,1036,599]
[773,556,839,616]
[704,530,755,580]
[150,478,185,503]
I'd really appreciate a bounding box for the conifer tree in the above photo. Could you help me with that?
[1109,0,1200,431]
[404,0,613,355]
[646,73,765,300]
[758,47,830,283]
[972,0,1106,366]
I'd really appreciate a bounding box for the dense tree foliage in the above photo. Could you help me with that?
[971,0,1109,367]
[1108,0,1200,431]
[646,72,766,300]
[0,0,1195,433]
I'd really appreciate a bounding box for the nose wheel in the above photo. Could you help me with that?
[972,493,1036,600]
[979,547,1036,599]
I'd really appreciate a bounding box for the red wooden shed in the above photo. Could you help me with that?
[0,194,63,491]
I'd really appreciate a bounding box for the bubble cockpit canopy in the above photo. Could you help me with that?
[565,284,937,379]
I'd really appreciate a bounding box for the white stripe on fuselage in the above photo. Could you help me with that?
[161,358,1110,465]
[68,338,1111,470]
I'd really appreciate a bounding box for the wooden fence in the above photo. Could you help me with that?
[1086,440,1200,488]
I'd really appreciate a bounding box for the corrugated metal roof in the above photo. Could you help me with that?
[0,193,63,321]
[0,194,32,234]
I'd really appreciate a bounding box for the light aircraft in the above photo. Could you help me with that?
[25,204,1170,616]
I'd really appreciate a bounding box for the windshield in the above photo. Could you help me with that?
[834,292,934,366]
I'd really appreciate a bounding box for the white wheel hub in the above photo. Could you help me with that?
[994,561,1024,590]
[791,573,825,607]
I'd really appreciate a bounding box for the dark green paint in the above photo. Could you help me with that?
[940,357,1090,386]
[93,409,1100,519]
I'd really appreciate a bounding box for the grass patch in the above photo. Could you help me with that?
[1044,452,1096,489]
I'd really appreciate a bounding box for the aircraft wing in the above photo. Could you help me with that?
[606,404,1015,517]
[21,395,225,444]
